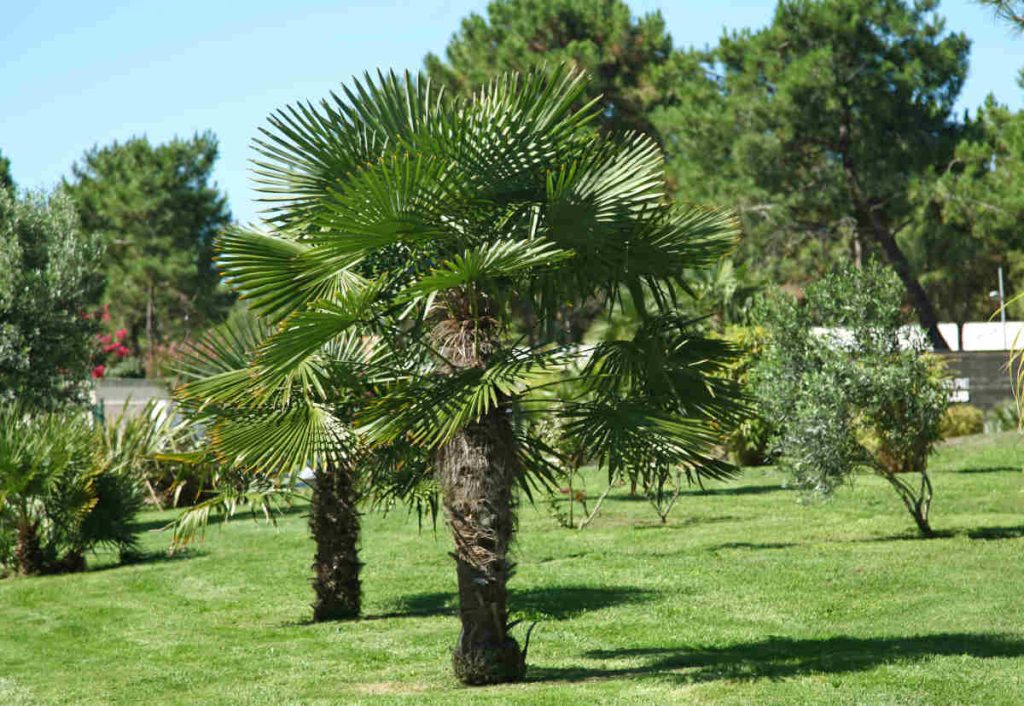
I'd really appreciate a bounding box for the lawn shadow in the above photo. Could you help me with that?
[133,502,309,534]
[613,484,785,503]
[529,633,1024,684]
[968,525,1024,540]
[632,515,741,531]
[368,585,656,621]
[846,529,956,543]
[706,542,797,551]
[680,484,788,497]
[132,516,178,533]
[86,548,202,573]
[956,466,1021,474]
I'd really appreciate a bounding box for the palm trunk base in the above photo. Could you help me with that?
[309,463,361,622]
[311,562,361,621]
[58,551,86,574]
[452,638,525,686]
[437,408,523,685]
[15,522,45,576]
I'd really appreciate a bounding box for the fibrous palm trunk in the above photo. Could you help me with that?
[15,520,45,576]
[309,462,361,621]
[435,407,525,685]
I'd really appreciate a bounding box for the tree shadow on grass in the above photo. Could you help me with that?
[131,517,178,533]
[85,548,203,573]
[849,529,957,543]
[632,514,741,530]
[368,585,656,621]
[132,502,309,534]
[854,524,1024,543]
[680,483,788,497]
[529,633,1024,684]
[614,484,785,503]
[706,541,797,551]
[956,466,1021,474]
[968,525,1024,540]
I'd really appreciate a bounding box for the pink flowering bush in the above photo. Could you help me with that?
[88,305,138,379]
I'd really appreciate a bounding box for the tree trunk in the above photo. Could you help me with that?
[863,217,948,352]
[435,407,525,685]
[884,471,934,538]
[15,520,45,576]
[851,231,863,269]
[309,462,361,621]
[838,115,948,351]
[58,550,86,574]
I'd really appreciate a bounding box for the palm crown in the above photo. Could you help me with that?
[184,67,741,473]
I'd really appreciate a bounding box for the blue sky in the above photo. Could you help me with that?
[2,0,1022,224]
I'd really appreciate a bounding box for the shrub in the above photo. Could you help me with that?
[752,263,949,536]
[984,399,1020,433]
[722,326,772,466]
[0,189,103,409]
[940,404,984,438]
[100,400,200,508]
[727,415,773,467]
[0,405,144,576]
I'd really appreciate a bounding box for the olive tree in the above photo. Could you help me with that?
[753,263,949,536]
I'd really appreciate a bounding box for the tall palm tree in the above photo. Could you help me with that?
[197,66,744,684]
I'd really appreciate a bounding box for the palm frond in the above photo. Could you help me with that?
[559,400,737,483]
[215,227,367,321]
[582,315,747,423]
[207,403,350,474]
[359,346,570,448]
[397,239,572,304]
[253,69,440,227]
[167,479,303,551]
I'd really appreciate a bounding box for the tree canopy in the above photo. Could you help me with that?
[654,0,969,349]
[0,189,103,410]
[977,0,1024,28]
[0,150,13,192]
[65,133,231,361]
[425,0,684,138]
[905,98,1024,346]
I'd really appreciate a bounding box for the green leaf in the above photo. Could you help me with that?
[215,227,367,321]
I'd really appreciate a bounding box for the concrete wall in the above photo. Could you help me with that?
[93,379,171,419]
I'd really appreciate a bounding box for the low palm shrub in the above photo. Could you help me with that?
[0,405,144,576]
[985,399,1021,433]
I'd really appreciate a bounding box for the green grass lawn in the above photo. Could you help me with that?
[2,433,1023,705]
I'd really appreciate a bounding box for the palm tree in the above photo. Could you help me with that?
[0,404,145,575]
[175,315,409,621]
[0,406,91,575]
[197,66,744,684]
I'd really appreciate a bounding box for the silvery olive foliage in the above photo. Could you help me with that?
[0,188,104,410]
[752,263,948,532]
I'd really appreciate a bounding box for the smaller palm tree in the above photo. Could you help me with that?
[175,314,434,621]
[0,405,144,575]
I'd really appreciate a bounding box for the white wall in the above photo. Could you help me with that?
[938,322,1024,351]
